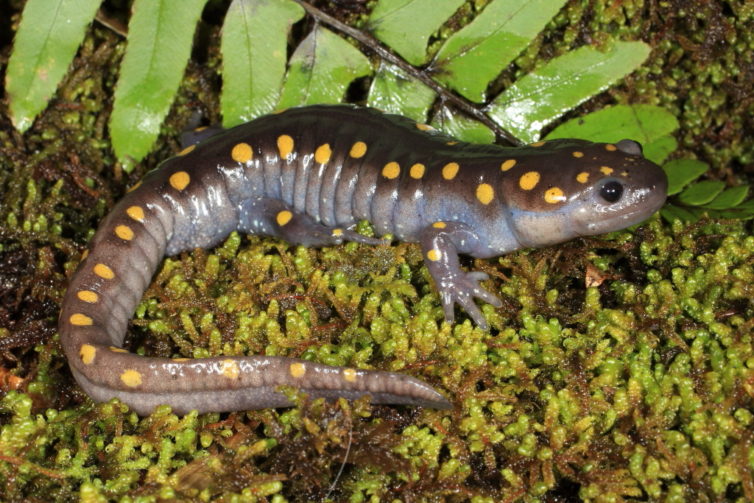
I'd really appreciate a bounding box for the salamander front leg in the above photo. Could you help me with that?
[419,222,502,329]
[240,198,387,247]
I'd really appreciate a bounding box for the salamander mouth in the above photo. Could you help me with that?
[581,191,666,235]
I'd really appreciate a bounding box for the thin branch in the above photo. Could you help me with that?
[293,0,522,146]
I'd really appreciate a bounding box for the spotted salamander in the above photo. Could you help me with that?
[59,105,667,415]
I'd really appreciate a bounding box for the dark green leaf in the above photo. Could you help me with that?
[367,63,435,121]
[715,199,754,219]
[487,42,651,143]
[677,180,726,206]
[546,105,678,143]
[6,0,102,132]
[366,0,464,65]
[663,159,709,196]
[431,0,567,102]
[110,0,208,167]
[220,0,304,127]
[278,26,371,108]
[642,135,677,165]
[702,185,749,210]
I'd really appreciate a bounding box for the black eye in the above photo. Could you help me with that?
[600,181,624,203]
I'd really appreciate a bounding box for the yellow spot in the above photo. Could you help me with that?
[77,290,99,303]
[576,172,590,184]
[194,126,208,132]
[94,263,114,279]
[600,166,614,175]
[530,141,545,147]
[289,362,306,378]
[476,183,494,205]
[350,141,367,158]
[120,369,142,388]
[343,368,358,382]
[432,221,446,229]
[544,187,566,204]
[442,162,459,180]
[277,134,294,159]
[126,180,142,193]
[416,123,433,131]
[231,142,253,163]
[80,344,96,364]
[169,171,190,191]
[332,228,344,237]
[126,206,145,222]
[178,144,195,156]
[501,159,517,171]
[115,225,134,241]
[81,250,89,261]
[172,357,190,362]
[572,151,584,158]
[276,210,293,226]
[605,144,617,151]
[409,163,425,179]
[70,313,92,326]
[446,141,459,146]
[315,143,332,164]
[519,171,540,190]
[621,171,629,177]
[221,359,240,379]
[382,161,400,179]
[427,249,441,261]
[109,346,129,353]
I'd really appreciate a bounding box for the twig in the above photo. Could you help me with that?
[293,0,522,146]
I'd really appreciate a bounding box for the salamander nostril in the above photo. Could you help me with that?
[600,181,624,203]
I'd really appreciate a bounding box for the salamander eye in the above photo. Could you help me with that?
[600,181,624,203]
[616,139,643,156]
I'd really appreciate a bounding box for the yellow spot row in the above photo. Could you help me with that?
[285,362,359,382]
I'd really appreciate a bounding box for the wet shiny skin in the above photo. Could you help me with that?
[59,105,667,415]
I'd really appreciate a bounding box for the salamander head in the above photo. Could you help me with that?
[505,139,668,247]
[567,139,667,236]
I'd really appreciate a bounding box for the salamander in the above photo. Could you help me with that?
[59,105,668,415]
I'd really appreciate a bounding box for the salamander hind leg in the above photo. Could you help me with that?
[419,222,502,330]
[241,198,386,247]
